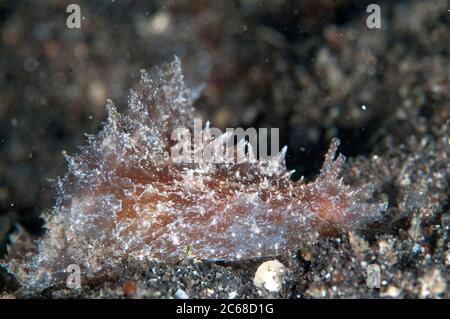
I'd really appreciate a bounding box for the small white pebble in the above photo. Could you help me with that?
[253,260,286,293]
[174,288,189,299]
[361,105,367,110]
[228,291,238,299]
[400,175,411,186]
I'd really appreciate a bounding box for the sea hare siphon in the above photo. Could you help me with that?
[3,57,387,291]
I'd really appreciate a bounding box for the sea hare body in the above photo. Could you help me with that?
[4,58,386,291]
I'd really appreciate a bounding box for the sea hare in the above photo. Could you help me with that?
[4,57,387,291]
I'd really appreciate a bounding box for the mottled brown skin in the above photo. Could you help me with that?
[3,59,385,292]
[66,148,362,262]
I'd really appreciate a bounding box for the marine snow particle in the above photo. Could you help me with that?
[253,260,287,293]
